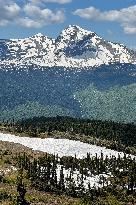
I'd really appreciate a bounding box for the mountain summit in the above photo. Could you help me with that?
[0,25,135,69]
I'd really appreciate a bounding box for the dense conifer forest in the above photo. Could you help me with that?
[0,64,136,123]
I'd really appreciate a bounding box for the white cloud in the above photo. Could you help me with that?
[0,1,20,26]
[19,3,65,28]
[124,27,136,35]
[0,0,65,28]
[30,0,72,4]
[74,5,136,34]
[0,20,9,26]
[17,17,42,28]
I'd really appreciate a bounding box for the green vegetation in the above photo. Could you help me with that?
[3,116,135,154]
[17,151,136,197]
[1,83,136,123]
[0,139,136,205]
[74,84,136,123]
[0,141,80,205]
[0,102,73,121]
[0,64,136,123]
[0,116,136,204]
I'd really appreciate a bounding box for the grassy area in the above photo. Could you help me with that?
[0,141,80,205]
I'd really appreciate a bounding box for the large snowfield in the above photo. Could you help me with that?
[0,132,135,159]
[1,132,136,189]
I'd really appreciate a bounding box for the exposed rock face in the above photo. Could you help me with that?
[0,25,135,69]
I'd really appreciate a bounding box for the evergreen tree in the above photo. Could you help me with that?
[59,165,65,192]
[16,169,29,205]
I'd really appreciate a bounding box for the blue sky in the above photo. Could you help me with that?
[0,0,136,49]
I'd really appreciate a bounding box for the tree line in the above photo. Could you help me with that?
[1,116,136,154]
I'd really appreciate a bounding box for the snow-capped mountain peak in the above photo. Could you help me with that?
[0,25,135,69]
[34,33,44,37]
[59,25,93,38]
[56,25,95,45]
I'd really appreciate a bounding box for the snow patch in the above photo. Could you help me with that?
[0,133,135,159]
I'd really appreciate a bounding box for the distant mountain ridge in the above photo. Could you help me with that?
[0,25,136,69]
[0,25,136,122]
